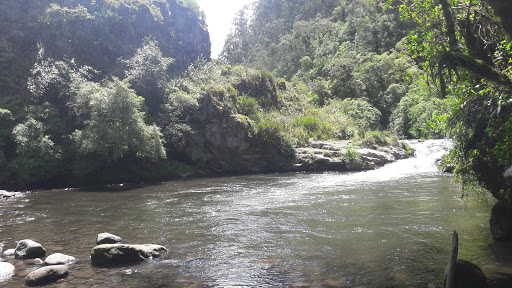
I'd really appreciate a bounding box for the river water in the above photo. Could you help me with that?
[1,139,512,287]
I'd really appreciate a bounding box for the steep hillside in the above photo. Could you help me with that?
[0,0,213,189]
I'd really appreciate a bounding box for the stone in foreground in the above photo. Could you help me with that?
[0,262,15,281]
[44,253,76,265]
[15,240,46,260]
[91,244,167,267]
[96,232,123,245]
[25,265,69,287]
[3,249,15,257]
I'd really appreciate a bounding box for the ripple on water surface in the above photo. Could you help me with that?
[1,140,511,287]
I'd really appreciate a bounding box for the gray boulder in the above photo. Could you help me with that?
[0,262,15,281]
[91,244,167,267]
[15,240,46,260]
[44,253,76,265]
[25,265,68,287]
[96,233,123,245]
[3,249,15,257]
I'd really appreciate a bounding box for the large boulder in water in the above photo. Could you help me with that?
[15,239,46,260]
[452,259,487,288]
[490,200,512,241]
[25,265,69,287]
[44,253,76,266]
[0,262,15,281]
[91,244,167,267]
[96,233,123,245]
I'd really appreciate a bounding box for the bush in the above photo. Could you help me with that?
[356,130,392,148]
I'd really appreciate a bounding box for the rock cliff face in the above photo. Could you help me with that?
[0,0,211,95]
[186,94,295,173]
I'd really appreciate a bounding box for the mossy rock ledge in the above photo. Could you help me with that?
[294,141,413,172]
[91,244,167,267]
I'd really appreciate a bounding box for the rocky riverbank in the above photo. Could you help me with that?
[292,140,414,172]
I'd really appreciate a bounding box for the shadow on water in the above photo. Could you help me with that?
[1,140,512,287]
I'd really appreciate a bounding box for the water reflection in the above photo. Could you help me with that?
[0,140,511,287]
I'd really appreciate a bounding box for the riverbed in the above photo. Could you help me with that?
[1,140,512,287]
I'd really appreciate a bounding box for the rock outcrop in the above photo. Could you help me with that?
[91,244,167,267]
[96,233,123,245]
[14,240,46,260]
[294,141,413,172]
[25,265,69,287]
[186,94,295,173]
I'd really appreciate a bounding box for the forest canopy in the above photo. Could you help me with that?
[0,0,511,201]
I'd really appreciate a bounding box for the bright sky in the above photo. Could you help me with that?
[195,0,256,58]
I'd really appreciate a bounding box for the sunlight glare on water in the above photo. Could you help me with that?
[1,139,511,288]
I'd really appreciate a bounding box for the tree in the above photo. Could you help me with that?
[12,117,62,185]
[124,39,174,116]
[397,0,512,199]
[71,77,166,162]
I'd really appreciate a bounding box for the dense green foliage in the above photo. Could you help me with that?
[2,0,512,196]
[393,0,512,200]
[222,0,447,133]
[221,0,512,201]
[0,0,210,188]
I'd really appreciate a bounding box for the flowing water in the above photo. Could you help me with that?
[1,139,512,287]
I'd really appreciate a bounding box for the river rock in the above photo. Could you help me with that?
[452,259,487,288]
[44,253,76,265]
[489,200,512,241]
[3,249,15,257]
[96,233,123,245]
[0,262,15,280]
[24,258,43,265]
[15,240,46,260]
[25,265,69,287]
[91,244,167,267]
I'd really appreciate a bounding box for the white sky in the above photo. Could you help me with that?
[195,0,256,58]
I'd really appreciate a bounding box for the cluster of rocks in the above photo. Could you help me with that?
[1,233,167,286]
[294,141,413,172]
[1,239,74,286]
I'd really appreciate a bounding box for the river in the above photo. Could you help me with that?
[1,139,512,287]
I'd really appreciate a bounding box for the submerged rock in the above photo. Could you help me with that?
[0,191,20,199]
[25,265,69,287]
[0,262,15,281]
[91,244,167,267]
[44,253,76,266]
[96,233,123,245]
[15,240,46,260]
[24,258,43,265]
